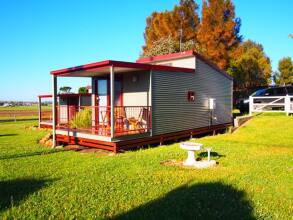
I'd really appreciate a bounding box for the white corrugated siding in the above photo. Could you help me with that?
[152,58,232,136]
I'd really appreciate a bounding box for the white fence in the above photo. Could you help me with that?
[249,95,293,116]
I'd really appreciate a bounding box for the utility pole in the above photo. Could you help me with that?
[179,23,183,52]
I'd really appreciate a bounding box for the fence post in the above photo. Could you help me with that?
[285,95,289,116]
[249,96,253,116]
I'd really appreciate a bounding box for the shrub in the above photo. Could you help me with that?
[70,108,92,129]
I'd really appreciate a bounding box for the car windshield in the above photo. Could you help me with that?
[251,89,266,96]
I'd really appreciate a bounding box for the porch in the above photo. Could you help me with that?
[46,60,158,148]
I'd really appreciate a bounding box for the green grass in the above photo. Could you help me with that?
[0,114,292,219]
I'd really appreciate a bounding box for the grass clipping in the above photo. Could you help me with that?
[70,108,92,129]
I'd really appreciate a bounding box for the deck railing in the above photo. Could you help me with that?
[55,105,152,137]
[40,110,52,123]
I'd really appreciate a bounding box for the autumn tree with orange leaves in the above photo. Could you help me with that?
[142,0,200,56]
[197,0,242,70]
[142,0,272,90]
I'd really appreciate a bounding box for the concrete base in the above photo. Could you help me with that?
[194,160,216,169]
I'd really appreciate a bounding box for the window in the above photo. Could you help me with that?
[187,91,195,102]
[264,88,274,96]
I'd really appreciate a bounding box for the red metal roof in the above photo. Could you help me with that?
[137,50,233,81]
[51,60,195,76]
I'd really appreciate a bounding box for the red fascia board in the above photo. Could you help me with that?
[38,94,52,98]
[136,50,194,63]
[38,93,91,98]
[51,60,111,75]
[51,60,195,76]
[59,93,91,97]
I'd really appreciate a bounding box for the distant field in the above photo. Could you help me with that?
[0,105,51,121]
[0,105,51,111]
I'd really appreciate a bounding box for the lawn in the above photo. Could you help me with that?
[0,114,292,219]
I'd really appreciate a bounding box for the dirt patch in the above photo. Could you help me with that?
[63,145,114,156]
[160,160,186,168]
[63,145,86,151]
[79,148,114,156]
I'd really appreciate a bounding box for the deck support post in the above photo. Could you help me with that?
[110,66,115,139]
[52,75,57,148]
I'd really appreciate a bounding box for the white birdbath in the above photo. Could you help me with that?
[180,142,203,166]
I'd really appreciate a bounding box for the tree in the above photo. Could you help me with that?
[78,86,88,94]
[59,86,72,94]
[142,0,200,56]
[197,0,242,70]
[227,40,272,90]
[142,35,202,57]
[278,57,293,85]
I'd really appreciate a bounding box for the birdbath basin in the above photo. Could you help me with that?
[180,142,203,166]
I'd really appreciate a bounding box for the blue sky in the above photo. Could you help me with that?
[0,0,292,101]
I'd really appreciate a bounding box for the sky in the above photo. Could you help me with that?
[0,0,292,101]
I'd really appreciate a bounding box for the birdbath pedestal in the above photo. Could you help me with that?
[180,142,203,166]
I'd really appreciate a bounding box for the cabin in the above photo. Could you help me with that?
[38,50,233,153]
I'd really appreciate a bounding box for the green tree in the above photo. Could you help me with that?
[59,86,72,94]
[278,57,293,85]
[143,0,200,56]
[197,0,242,70]
[78,87,88,94]
[227,40,272,90]
[142,36,202,57]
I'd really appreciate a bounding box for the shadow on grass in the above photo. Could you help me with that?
[0,150,65,160]
[113,182,255,220]
[198,151,225,160]
[0,178,55,212]
[0,134,18,137]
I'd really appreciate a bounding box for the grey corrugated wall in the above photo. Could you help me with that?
[151,58,232,136]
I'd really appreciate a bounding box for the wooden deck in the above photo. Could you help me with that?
[55,123,232,153]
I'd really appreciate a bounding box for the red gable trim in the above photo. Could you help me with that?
[136,50,194,63]
[51,60,195,76]
[136,50,233,81]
